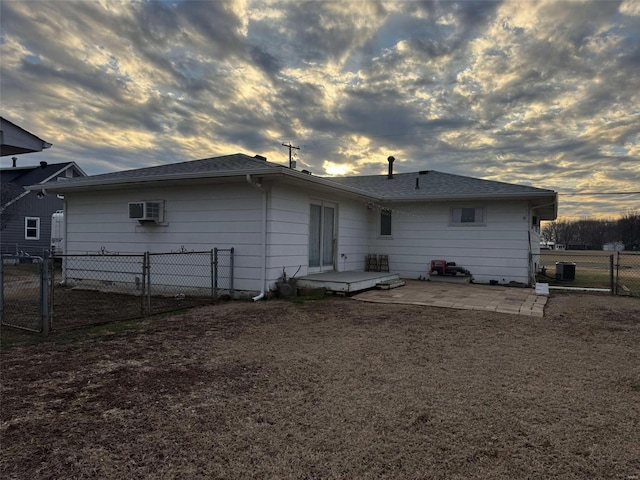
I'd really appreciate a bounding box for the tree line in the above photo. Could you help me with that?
[541,211,640,251]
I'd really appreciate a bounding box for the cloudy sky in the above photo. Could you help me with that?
[1,0,639,219]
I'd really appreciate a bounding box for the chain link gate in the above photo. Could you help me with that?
[1,252,50,334]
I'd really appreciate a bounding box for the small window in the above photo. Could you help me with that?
[380,209,392,236]
[451,207,485,225]
[25,217,40,240]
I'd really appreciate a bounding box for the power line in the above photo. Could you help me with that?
[281,142,300,168]
[558,192,640,196]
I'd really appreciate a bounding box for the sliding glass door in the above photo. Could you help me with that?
[309,202,336,272]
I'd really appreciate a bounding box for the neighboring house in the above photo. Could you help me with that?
[1,161,86,255]
[29,153,557,294]
[540,241,565,250]
[1,117,53,157]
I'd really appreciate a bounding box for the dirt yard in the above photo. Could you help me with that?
[1,294,639,479]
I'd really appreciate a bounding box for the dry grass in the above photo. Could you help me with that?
[2,296,640,479]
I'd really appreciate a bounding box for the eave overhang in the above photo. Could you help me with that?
[25,165,558,220]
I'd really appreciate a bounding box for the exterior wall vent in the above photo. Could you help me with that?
[128,201,164,223]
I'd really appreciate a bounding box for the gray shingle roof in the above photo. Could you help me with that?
[327,170,555,199]
[35,153,555,206]
[57,153,280,185]
[1,162,75,188]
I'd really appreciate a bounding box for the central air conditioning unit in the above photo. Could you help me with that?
[129,201,164,223]
[555,261,576,281]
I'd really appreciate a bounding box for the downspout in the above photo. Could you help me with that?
[62,197,68,285]
[246,174,267,301]
[529,199,557,286]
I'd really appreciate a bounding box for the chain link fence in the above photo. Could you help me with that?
[0,255,48,333]
[1,243,49,257]
[52,253,147,328]
[537,250,640,297]
[1,248,235,333]
[537,251,615,291]
[616,252,640,297]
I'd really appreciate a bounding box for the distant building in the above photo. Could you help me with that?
[540,241,565,250]
[603,241,625,252]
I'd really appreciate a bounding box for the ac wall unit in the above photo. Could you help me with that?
[129,201,164,222]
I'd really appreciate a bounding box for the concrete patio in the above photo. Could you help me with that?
[353,279,547,317]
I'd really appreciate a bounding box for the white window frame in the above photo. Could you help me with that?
[379,208,392,237]
[531,215,540,233]
[450,207,486,226]
[25,217,40,240]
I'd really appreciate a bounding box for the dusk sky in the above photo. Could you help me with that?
[1,0,639,219]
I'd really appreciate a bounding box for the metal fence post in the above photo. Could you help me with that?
[609,254,614,295]
[41,251,50,337]
[214,249,216,302]
[615,251,620,296]
[49,254,55,328]
[213,247,218,302]
[0,255,4,322]
[230,247,235,299]
[141,253,147,316]
[145,252,151,314]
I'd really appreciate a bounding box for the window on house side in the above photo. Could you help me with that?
[451,207,485,225]
[25,217,40,240]
[380,209,392,236]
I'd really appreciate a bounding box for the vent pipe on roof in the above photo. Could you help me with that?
[415,177,419,189]
[387,156,395,179]
[40,161,48,168]
[12,157,17,168]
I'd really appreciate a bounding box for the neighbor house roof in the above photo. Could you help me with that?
[26,153,558,219]
[0,117,52,156]
[1,162,86,209]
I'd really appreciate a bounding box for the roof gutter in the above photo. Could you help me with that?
[25,166,379,200]
[530,194,559,220]
[385,191,557,203]
[246,174,267,301]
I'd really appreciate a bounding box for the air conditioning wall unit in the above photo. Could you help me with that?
[129,201,164,223]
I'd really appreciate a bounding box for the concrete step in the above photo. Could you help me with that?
[428,275,471,284]
[376,279,406,290]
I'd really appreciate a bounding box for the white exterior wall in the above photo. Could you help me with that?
[265,183,370,288]
[65,182,264,292]
[369,200,533,285]
[63,178,540,293]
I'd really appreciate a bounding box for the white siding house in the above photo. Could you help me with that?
[31,153,557,295]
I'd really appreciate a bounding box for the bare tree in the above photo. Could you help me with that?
[618,210,640,250]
